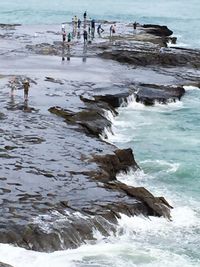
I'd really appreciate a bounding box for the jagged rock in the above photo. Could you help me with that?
[45,77,64,85]
[0,23,21,29]
[49,106,112,137]
[94,93,130,108]
[100,47,200,68]
[134,84,185,105]
[142,24,173,36]
[91,148,139,181]
[105,181,172,220]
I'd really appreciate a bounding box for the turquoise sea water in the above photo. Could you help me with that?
[0,1,200,267]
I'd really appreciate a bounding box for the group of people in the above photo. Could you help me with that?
[10,78,30,101]
[61,11,108,46]
[9,15,139,101]
[61,11,138,46]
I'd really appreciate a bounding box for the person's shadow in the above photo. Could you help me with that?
[61,43,65,62]
[82,44,87,63]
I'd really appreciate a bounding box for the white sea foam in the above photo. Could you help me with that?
[117,168,150,187]
[168,42,189,48]
[103,109,116,123]
[125,95,184,112]
[1,204,200,267]
[141,159,180,173]
[183,85,200,91]
[32,210,90,235]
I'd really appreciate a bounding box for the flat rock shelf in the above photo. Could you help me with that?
[0,22,199,252]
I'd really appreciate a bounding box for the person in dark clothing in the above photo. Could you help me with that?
[83,11,87,19]
[62,30,66,42]
[83,30,88,44]
[97,24,104,36]
[91,19,95,29]
[78,19,81,29]
[68,32,72,43]
[91,19,95,39]
[133,21,137,30]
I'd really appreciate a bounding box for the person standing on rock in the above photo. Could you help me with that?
[78,18,81,29]
[84,13,89,30]
[61,23,65,33]
[83,11,87,20]
[83,30,88,44]
[110,25,113,37]
[23,80,30,101]
[110,24,115,38]
[91,19,95,39]
[74,15,78,28]
[10,77,16,95]
[62,30,66,42]
[97,24,104,36]
[67,32,72,47]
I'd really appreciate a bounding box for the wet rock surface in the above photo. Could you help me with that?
[0,262,14,267]
[142,24,173,36]
[0,22,199,252]
[134,84,186,105]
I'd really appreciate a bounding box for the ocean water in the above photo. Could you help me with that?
[0,1,200,267]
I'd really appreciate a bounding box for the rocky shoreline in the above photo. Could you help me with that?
[0,21,199,255]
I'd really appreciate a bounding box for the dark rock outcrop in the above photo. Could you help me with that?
[94,93,130,108]
[0,263,14,267]
[142,24,173,36]
[105,182,172,219]
[134,84,185,105]
[91,148,139,182]
[49,106,112,137]
[100,47,200,68]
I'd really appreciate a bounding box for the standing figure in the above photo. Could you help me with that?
[10,77,16,95]
[83,12,87,29]
[67,32,72,46]
[97,24,104,36]
[133,21,137,30]
[110,25,113,37]
[23,80,30,101]
[83,30,88,44]
[74,15,78,28]
[62,30,66,42]
[83,11,87,20]
[113,24,116,34]
[91,19,95,39]
[61,23,65,33]
[78,19,81,29]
